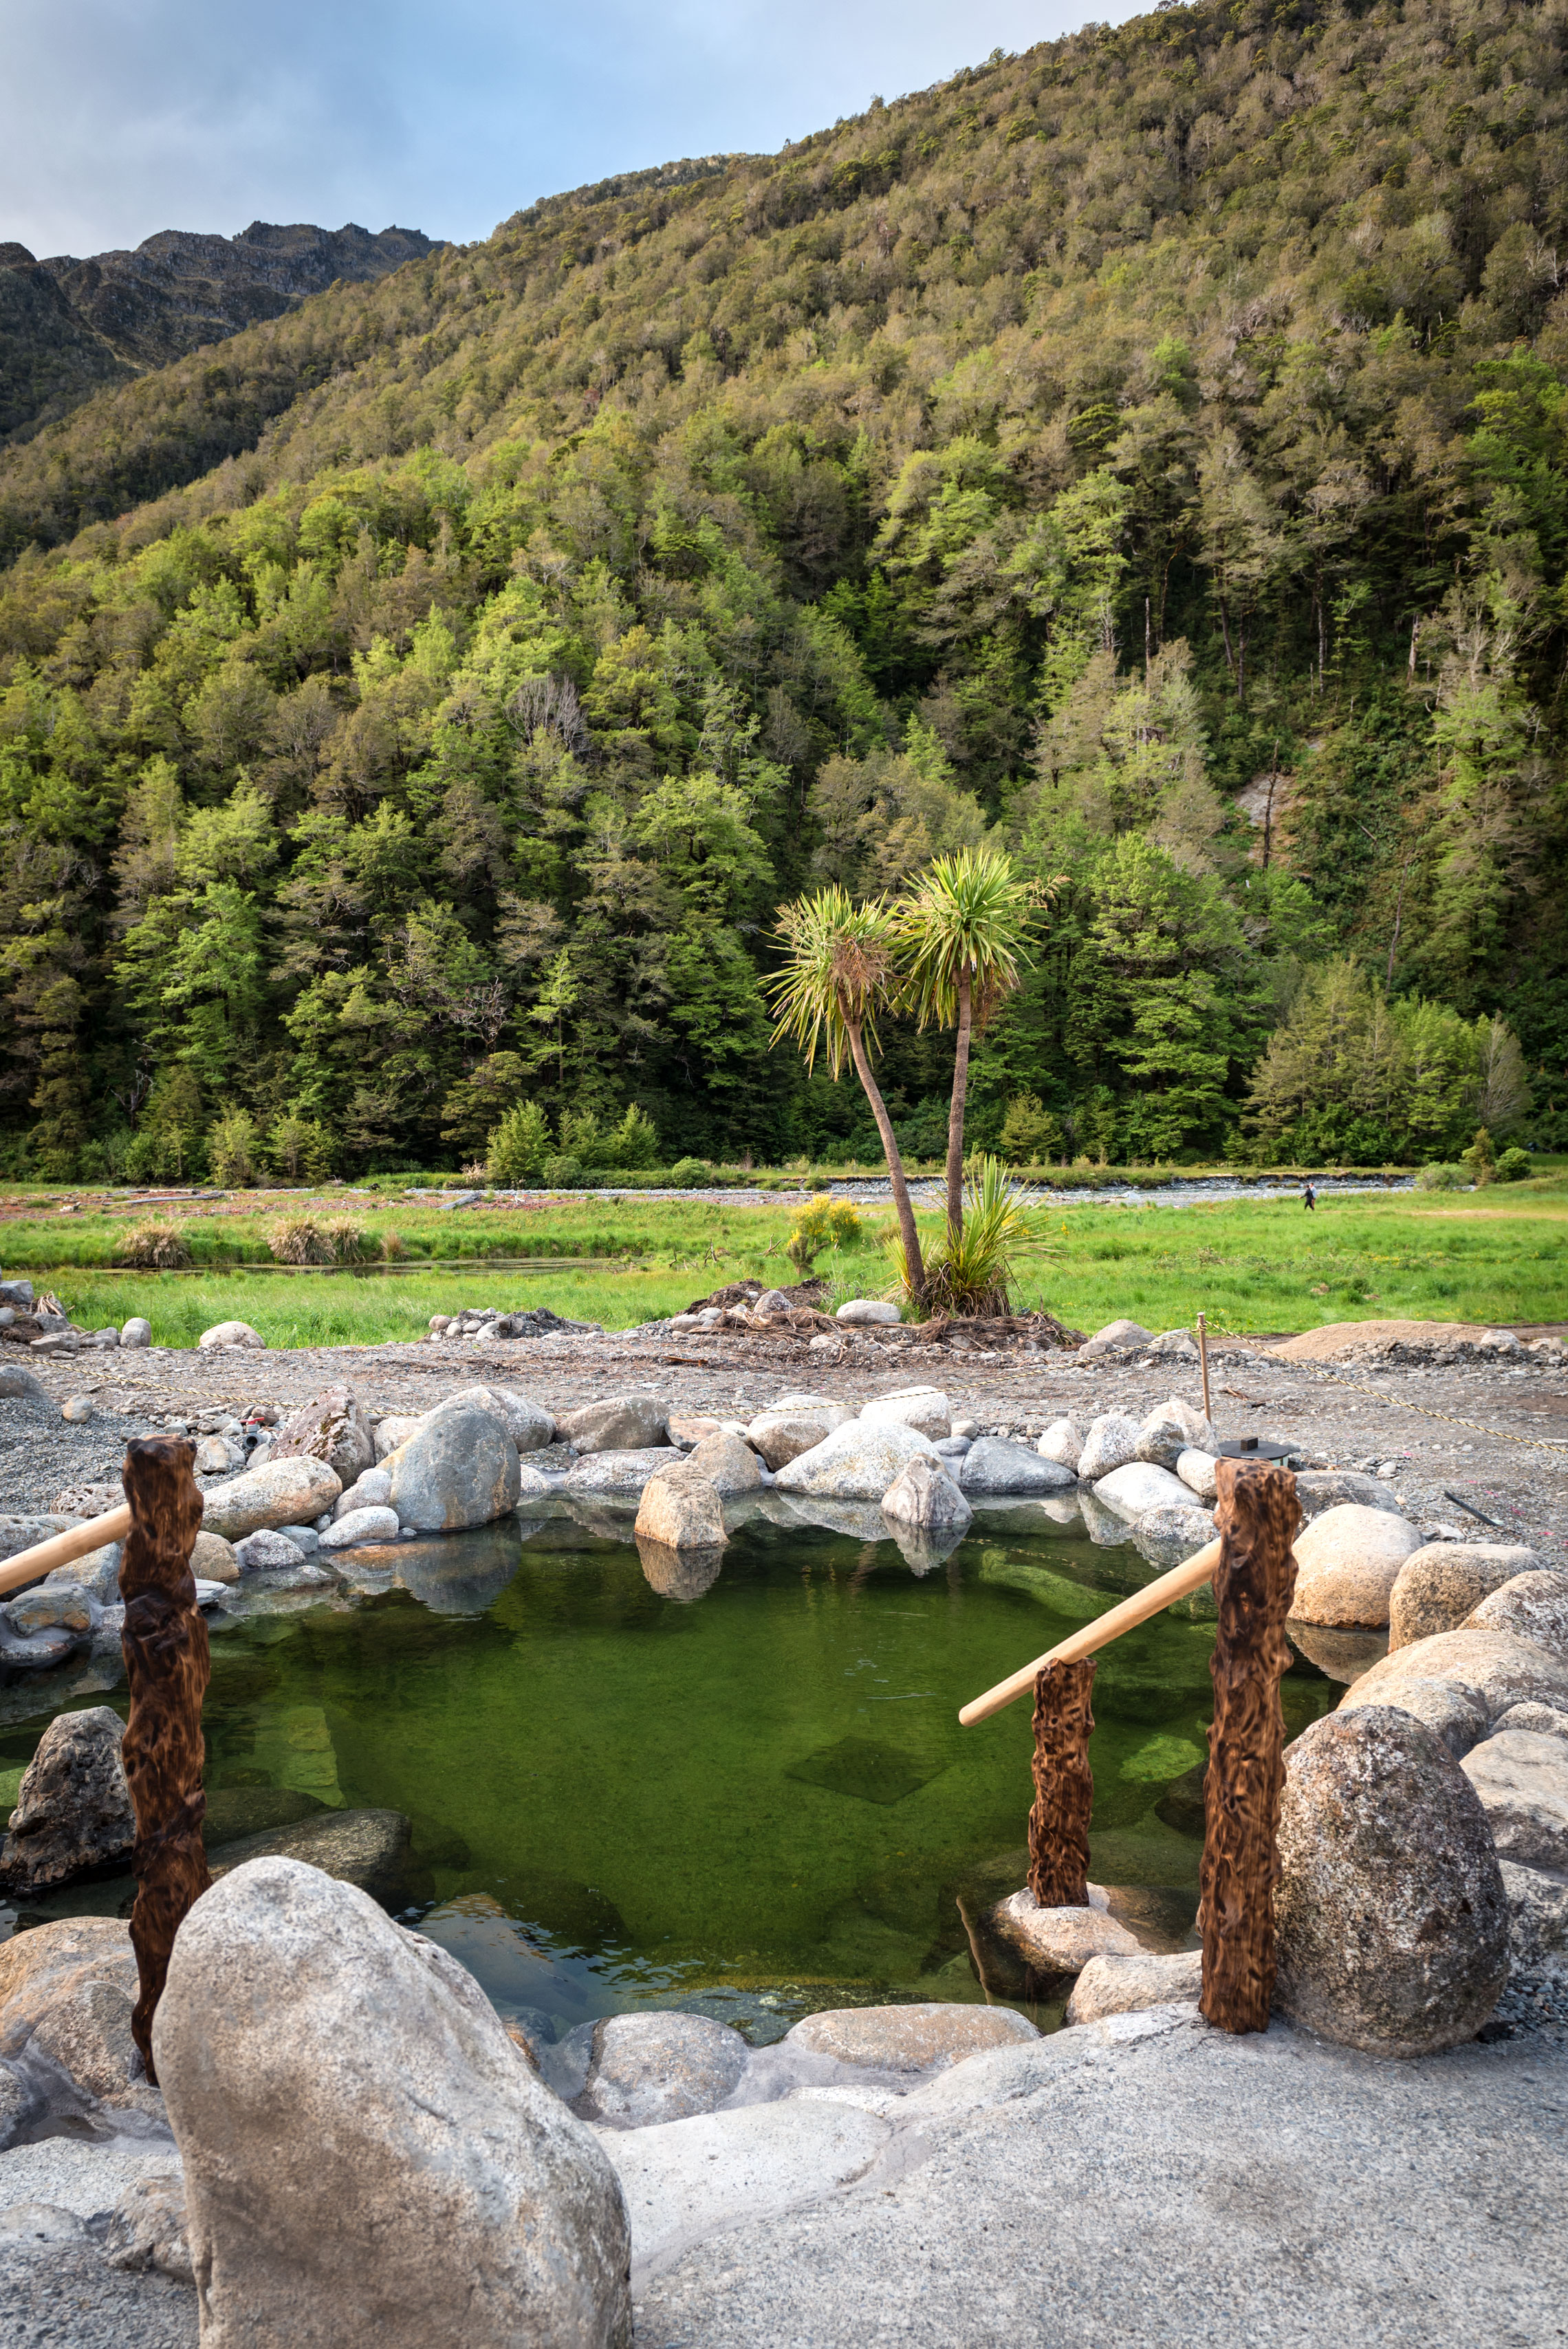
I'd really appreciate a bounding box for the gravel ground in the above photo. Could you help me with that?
[3,1321,1567,1557]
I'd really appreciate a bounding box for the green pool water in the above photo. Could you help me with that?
[3,1507,1338,2042]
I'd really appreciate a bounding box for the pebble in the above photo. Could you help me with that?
[60,1396,94,1423]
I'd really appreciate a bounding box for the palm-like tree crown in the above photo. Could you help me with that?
[896,847,1036,1030]
[765,885,902,1074]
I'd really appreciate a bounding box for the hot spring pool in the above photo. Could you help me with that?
[1,1502,1339,2040]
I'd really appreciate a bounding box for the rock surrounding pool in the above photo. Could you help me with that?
[0,1505,1338,2039]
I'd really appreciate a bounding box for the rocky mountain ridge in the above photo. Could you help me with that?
[0,220,439,442]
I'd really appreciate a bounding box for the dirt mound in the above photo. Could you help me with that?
[682,1277,825,1314]
[1268,1319,1511,1362]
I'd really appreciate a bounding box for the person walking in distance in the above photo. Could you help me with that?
[1303,1180,1316,1211]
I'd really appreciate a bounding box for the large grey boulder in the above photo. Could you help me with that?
[334,1466,393,1519]
[1342,1627,1568,1724]
[43,1539,123,1604]
[1176,1449,1219,1502]
[1289,1504,1424,1628]
[958,1438,1077,1498]
[1274,1707,1508,2056]
[1461,1730,1568,1870]
[197,1319,265,1351]
[0,1365,47,1400]
[0,1916,158,2115]
[572,2012,747,2128]
[1338,1674,1488,1759]
[784,2003,1036,2072]
[1132,1504,1219,1569]
[1064,1950,1203,2026]
[153,1859,632,2347]
[774,1420,939,1502]
[1389,1544,1548,1649]
[435,1385,554,1454]
[1295,1471,1406,1522]
[1496,1701,1568,1740]
[565,1447,686,1500]
[374,1413,426,1462]
[633,1469,727,1551]
[206,1809,412,1903]
[0,1707,133,1895]
[202,1457,343,1541]
[860,1387,950,1440]
[1092,1461,1194,1520]
[120,1316,152,1349]
[320,1506,402,1550]
[1464,1569,1568,1661]
[1499,1858,1568,1986]
[745,1406,851,1469]
[386,1403,521,1533]
[881,1455,972,1534]
[268,1383,375,1485]
[1076,1412,1141,1482]
[6,1580,101,1636]
[1037,1416,1085,1471]
[0,1513,78,1563]
[556,1395,668,1453]
[679,1431,763,1495]
[990,1890,1142,1974]
[835,1298,900,1325]
[1133,1416,1190,1471]
[1079,1319,1153,1360]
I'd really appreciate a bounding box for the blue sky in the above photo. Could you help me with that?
[1,0,1142,259]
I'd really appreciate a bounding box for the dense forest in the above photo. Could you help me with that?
[1,0,1566,1182]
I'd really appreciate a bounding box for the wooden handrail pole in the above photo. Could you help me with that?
[1199,1458,1300,2035]
[1027,1659,1096,1907]
[959,1537,1221,1726]
[0,1505,134,1597]
[118,1436,211,2084]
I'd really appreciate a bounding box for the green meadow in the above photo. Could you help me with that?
[8,1178,1567,1347]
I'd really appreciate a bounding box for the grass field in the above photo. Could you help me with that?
[12,1177,1568,1347]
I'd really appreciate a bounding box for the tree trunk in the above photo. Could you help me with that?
[118,1434,211,2085]
[846,1017,926,1303]
[944,968,972,1246]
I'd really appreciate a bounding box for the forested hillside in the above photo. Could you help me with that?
[1,0,1565,1182]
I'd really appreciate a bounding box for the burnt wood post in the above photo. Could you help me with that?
[1027,1657,1096,1908]
[118,1434,212,2083]
[1199,1457,1300,2035]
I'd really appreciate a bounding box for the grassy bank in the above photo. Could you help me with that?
[19,1178,1568,1348]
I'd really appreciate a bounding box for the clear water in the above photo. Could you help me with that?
[2,1504,1338,2042]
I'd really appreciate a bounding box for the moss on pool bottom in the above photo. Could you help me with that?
[6,1515,1338,2040]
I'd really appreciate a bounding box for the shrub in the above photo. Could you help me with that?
[1496,1145,1533,1182]
[488,1101,550,1182]
[541,1152,583,1186]
[207,1107,261,1187]
[324,1218,368,1263]
[786,1195,864,1271]
[613,1103,660,1169]
[668,1156,710,1188]
[118,1221,192,1269]
[1415,1162,1462,1190]
[380,1230,407,1261]
[1000,1091,1064,1166]
[268,1217,333,1264]
[891,1156,1037,1317]
[1461,1127,1496,1186]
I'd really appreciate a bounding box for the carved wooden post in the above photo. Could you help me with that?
[118,1434,212,2083]
[1027,1657,1096,1908]
[1199,1458,1300,2034]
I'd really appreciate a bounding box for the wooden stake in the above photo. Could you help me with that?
[1197,1311,1212,1426]
[1027,1658,1096,1907]
[959,1537,1220,1725]
[118,1436,211,2084]
[1198,1458,1300,2036]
